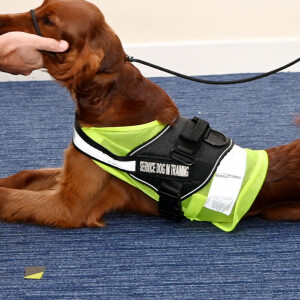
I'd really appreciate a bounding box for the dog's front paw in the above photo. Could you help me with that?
[85,215,106,228]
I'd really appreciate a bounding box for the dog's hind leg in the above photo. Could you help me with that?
[0,168,62,191]
[260,202,300,221]
[248,140,300,219]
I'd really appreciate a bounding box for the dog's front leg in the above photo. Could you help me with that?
[0,146,119,228]
[0,168,61,191]
[0,187,75,227]
[0,145,160,228]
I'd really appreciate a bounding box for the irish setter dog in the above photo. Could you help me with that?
[0,0,299,229]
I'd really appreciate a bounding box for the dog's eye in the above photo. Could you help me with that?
[42,16,54,26]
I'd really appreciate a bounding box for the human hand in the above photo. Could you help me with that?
[0,32,69,75]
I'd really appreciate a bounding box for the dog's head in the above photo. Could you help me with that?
[0,0,126,88]
[0,0,179,126]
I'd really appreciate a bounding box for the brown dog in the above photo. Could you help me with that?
[0,0,299,230]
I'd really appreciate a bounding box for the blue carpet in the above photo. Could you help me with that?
[0,73,299,299]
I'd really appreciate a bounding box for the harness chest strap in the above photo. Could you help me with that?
[73,126,137,172]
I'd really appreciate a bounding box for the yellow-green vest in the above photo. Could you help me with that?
[73,119,268,232]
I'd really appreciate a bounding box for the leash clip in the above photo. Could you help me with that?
[126,55,134,62]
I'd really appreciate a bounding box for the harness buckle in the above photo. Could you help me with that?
[158,182,184,222]
[170,145,195,166]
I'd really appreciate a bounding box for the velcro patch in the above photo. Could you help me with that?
[138,159,190,179]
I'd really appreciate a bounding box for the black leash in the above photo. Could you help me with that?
[127,55,300,85]
[30,8,299,85]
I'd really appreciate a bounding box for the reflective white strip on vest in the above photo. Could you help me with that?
[73,129,136,172]
[204,145,247,216]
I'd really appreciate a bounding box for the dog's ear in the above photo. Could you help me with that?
[45,41,104,88]
[72,42,105,81]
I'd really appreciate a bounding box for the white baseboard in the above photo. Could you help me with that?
[1,38,299,81]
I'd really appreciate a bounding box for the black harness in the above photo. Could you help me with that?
[73,116,234,221]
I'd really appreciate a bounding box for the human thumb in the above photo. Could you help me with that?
[35,36,69,52]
